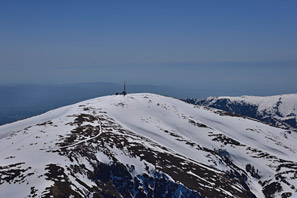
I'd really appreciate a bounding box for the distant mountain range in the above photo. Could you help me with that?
[184,94,297,131]
[1,93,296,197]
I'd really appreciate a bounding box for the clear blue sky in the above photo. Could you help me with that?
[1,0,297,96]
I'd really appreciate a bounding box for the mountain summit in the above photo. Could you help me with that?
[0,93,296,198]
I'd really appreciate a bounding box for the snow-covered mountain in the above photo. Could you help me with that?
[0,93,297,198]
[184,94,297,130]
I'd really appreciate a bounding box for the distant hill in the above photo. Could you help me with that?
[184,94,297,130]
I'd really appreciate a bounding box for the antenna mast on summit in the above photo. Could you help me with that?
[124,81,126,93]
[122,81,127,96]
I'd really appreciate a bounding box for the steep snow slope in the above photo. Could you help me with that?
[0,93,297,198]
[185,94,297,130]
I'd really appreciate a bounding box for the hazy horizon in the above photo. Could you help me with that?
[0,81,296,126]
[1,1,297,97]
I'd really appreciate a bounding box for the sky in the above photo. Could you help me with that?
[1,0,297,97]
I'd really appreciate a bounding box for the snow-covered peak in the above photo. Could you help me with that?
[215,93,297,116]
[1,93,297,198]
[187,93,297,130]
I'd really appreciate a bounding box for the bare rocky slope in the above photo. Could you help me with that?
[0,93,297,198]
